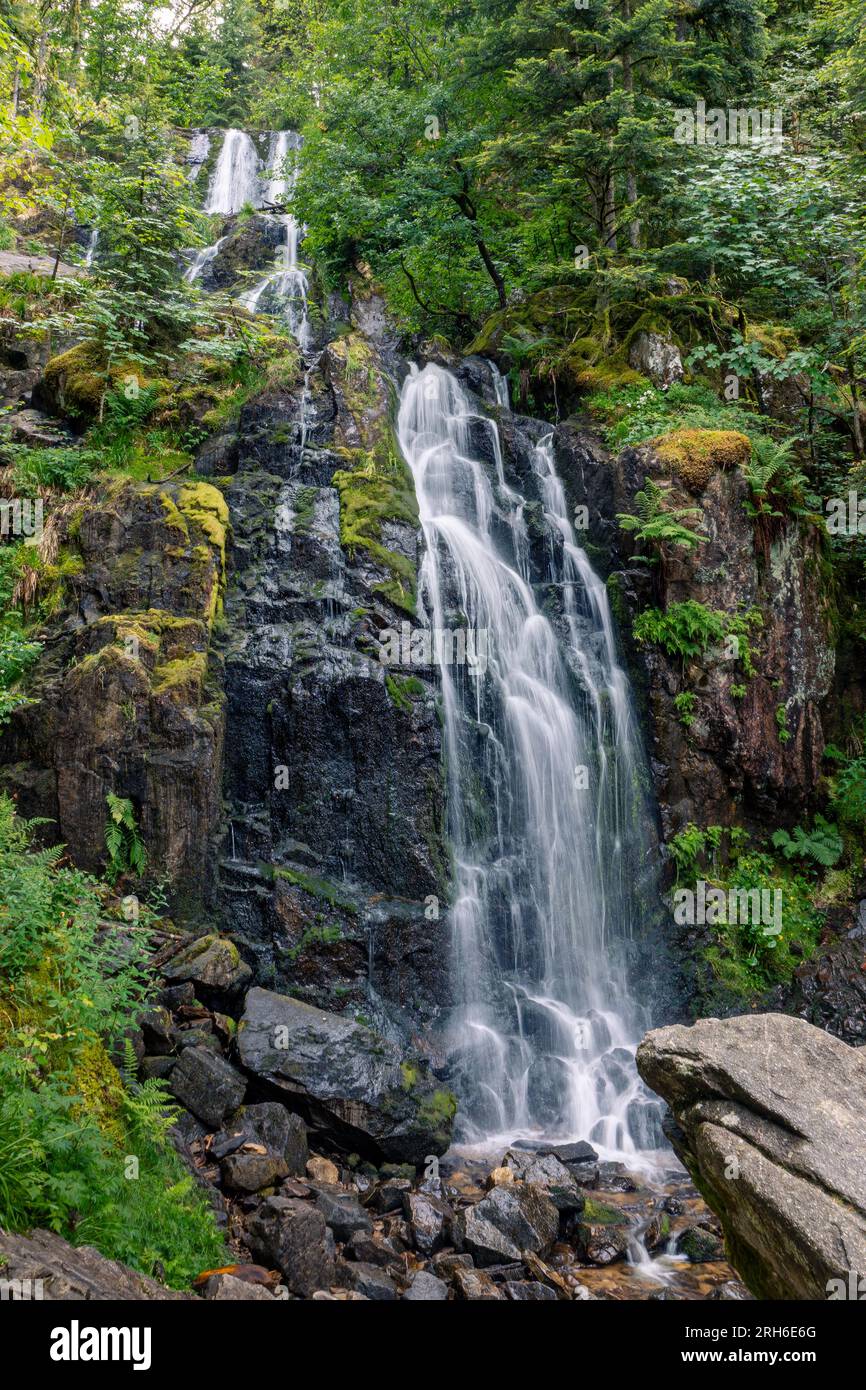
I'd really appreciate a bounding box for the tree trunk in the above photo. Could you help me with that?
[451,168,507,309]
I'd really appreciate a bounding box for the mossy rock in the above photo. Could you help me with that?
[151,650,208,698]
[745,322,798,360]
[41,341,108,420]
[572,360,645,394]
[466,285,584,357]
[332,446,419,615]
[71,1039,125,1144]
[650,428,752,492]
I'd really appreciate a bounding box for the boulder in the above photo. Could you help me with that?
[213,1102,308,1178]
[452,1266,505,1300]
[636,1013,866,1299]
[402,1191,453,1255]
[504,1280,558,1301]
[502,1148,586,1212]
[245,1196,336,1297]
[573,1220,629,1265]
[237,987,455,1164]
[7,408,77,447]
[315,1190,373,1243]
[169,1045,246,1128]
[402,1270,449,1301]
[628,330,684,387]
[677,1224,724,1263]
[200,1273,279,1300]
[452,1184,559,1267]
[162,933,252,1004]
[306,1155,340,1184]
[0,1229,189,1300]
[340,1261,398,1301]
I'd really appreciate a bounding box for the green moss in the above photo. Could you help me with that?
[178,482,230,567]
[332,447,419,614]
[286,923,344,961]
[385,673,424,712]
[650,428,752,492]
[572,360,645,393]
[273,866,357,914]
[581,1196,625,1224]
[158,492,191,540]
[41,341,107,418]
[417,1088,458,1129]
[151,651,208,696]
[401,1062,419,1090]
[71,1039,125,1145]
[291,486,318,535]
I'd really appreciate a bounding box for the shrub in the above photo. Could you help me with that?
[0,795,225,1286]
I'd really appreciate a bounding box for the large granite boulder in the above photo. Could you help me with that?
[636,1013,866,1299]
[237,987,456,1164]
[0,1229,189,1300]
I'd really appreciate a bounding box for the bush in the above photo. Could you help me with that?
[0,796,226,1286]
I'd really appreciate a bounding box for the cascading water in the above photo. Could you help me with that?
[396,362,664,1164]
[185,128,310,346]
[238,131,310,347]
[204,127,260,214]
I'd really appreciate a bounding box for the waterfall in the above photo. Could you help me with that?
[184,234,229,284]
[84,228,99,268]
[396,362,663,1162]
[187,130,211,182]
[204,128,260,214]
[238,131,310,347]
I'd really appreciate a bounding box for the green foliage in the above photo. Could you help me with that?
[0,625,42,726]
[826,750,866,829]
[673,691,697,728]
[0,795,225,1284]
[633,600,726,662]
[104,793,147,884]
[771,816,843,868]
[590,381,770,453]
[616,477,706,564]
[634,600,762,678]
[775,703,792,744]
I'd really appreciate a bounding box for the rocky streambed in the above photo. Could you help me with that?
[72,929,746,1303]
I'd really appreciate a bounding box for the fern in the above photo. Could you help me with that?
[771,816,843,868]
[633,600,726,662]
[617,477,706,563]
[104,793,147,884]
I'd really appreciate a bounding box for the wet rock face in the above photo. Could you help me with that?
[554,426,835,836]
[216,321,451,1043]
[636,1013,866,1299]
[236,986,455,1164]
[197,214,285,291]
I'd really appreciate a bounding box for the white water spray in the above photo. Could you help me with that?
[396,362,663,1163]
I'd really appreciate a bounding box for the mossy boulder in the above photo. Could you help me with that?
[162,932,252,1005]
[37,341,108,422]
[650,428,752,493]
